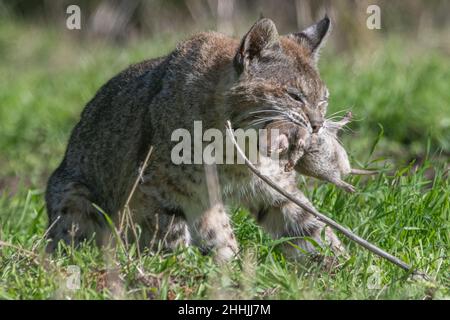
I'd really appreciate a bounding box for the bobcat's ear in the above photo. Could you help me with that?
[234,18,281,74]
[290,15,331,63]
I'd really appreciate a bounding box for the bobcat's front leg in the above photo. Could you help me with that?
[187,203,238,263]
[256,189,345,258]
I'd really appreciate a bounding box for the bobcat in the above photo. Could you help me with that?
[46,16,344,261]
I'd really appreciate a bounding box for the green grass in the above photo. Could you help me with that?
[0,21,449,299]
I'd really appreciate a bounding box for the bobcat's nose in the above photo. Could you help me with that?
[311,121,323,133]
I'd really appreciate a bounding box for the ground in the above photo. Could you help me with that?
[0,20,448,299]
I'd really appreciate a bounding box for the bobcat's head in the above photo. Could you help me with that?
[227,17,331,134]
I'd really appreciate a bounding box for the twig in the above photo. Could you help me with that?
[225,120,426,277]
[0,240,50,269]
[124,146,154,209]
[0,240,39,260]
[32,215,61,251]
[119,145,154,258]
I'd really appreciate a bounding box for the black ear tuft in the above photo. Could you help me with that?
[290,15,332,63]
[234,18,280,74]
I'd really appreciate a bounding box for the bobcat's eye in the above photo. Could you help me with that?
[286,89,306,103]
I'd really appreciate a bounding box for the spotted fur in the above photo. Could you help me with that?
[46,17,342,261]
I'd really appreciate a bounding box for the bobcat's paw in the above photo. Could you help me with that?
[214,244,238,264]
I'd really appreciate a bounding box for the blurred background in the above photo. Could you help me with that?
[0,0,449,192]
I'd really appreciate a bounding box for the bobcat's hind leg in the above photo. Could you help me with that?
[128,188,191,252]
[45,181,109,252]
[137,211,191,252]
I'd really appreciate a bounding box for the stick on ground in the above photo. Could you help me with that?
[226,120,425,276]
